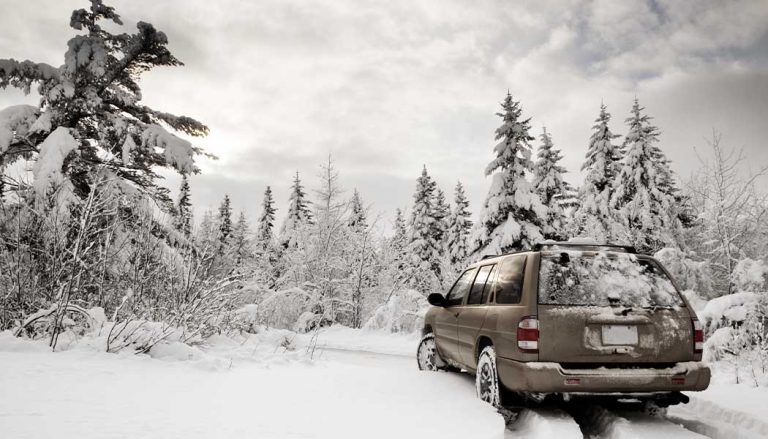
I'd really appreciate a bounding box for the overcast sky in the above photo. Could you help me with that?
[2,0,767,231]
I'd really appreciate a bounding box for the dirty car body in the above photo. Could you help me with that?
[421,243,710,402]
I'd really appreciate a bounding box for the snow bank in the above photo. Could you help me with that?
[699,292,759,332]
[363,289,428,333]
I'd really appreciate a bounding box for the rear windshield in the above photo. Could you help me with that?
[538,252,682,308]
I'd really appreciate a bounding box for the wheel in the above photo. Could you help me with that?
[476,345,502,407]
[416,333,447,371]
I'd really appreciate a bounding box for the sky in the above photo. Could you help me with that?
[1,0,768,232]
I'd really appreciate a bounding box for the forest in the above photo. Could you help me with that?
[0,0,765,384]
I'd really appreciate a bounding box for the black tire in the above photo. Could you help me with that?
[475,345,502,407]
[416,333,447,371]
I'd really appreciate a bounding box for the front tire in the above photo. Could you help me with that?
[476,346,502,407]
[416,333,446,371]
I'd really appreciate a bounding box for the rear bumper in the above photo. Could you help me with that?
[496,358,711,393]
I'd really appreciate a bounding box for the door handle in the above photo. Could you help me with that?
[453,311,460,318]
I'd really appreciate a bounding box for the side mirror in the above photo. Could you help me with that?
[427,293,446,307]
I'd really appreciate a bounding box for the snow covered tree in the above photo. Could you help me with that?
[280,171,312,248]
[471,92,546,256]
[432,188,450,251]
[570,103,623,242]
[256,186,276,251]
[0,0,207,206]
[610,98,677,253]
[230,211,253,266]
[532,127,571,240]
[218,194,233,243]
[348,189,367,232]
[402,166,442,293]
[445,181,472,266]
[175,174,192,237]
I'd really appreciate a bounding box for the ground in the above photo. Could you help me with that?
[0,327,766,439]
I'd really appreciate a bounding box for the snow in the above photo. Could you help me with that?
[699,291,759,330]
[0,104,38,153]
[31,126,78,195]
[0,330,502,439]
[140,124,195,174]
[506,409,582,438]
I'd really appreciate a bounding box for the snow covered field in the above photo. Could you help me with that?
[1,328,767,439]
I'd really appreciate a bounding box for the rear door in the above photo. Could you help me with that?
[536,252,694,364]
[457,264,497,367]
[433,268,476,363]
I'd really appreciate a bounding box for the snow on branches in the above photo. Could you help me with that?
[0,0,208,207]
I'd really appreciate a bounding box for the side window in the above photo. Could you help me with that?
[495,255,527,304]
[445,268,477,307]
[481,264,498,304]
[468,264,494,305]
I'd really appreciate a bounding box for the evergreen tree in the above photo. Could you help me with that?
[532,128,571,240]
[0,0,207,206]
[445,181,472,265]
[432,188,450,249]
[610,98,677,253]
[392,208,408,260]
[403,166,442,293]
[231,211,252,266]
[471,92,546,256]
[348,189,367,232]
[280,171,312,247]
[218,194,233,243]
[175,174,192,237]
[256,186,276,251]
[571,103,623,242]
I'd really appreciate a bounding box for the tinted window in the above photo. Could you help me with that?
[468,265,494,305]
[538,252,682,307]
[495,255,526,304]
[445,268,476,307]
[481,264,498,304]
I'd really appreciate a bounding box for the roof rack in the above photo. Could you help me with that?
[532,242,637,253]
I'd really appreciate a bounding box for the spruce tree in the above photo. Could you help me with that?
[348,189,367,232]
[532,128,571,240]
[471,92,546,256]
[175,174,192,237]
[404,166,442,292]
[231,211,252,265]
[392,208,408,260]
[218,194,233,243]
[445,181,472,265]
[0,0,207,206]
[610,98,677,252]
[280,171,312,247]
[432,187,449,249]
[571,103,623,242]
[256,186,276,251]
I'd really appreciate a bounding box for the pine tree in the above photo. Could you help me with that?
[392,208,408,260]
[445,181,472,265]
[471,92,546,256]
[0,0,208,206]
[256,186,276,251]
[280,171,312,247]
[571,103,623,242]
[432,188,449,250]
[175,174,193,237]
[532,128,571,240]
[231,211,252,266]
[218,194,233,243]
[403,166,442,293]
[348,189,367,232]
[610,98,677,253]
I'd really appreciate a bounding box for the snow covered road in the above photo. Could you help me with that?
[1,331,766,439]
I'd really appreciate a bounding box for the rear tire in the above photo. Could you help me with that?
[416,333,447,371]
[476,346,502,407]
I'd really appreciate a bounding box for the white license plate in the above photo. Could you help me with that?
[601,325,638,345]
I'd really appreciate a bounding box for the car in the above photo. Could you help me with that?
[416,241,711,408]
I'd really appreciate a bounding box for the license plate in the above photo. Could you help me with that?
[601,325,638,345]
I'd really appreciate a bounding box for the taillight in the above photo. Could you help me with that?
[517,316,539,354]
[693,318,704,354]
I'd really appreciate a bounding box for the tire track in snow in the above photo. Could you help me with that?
[668,396,768,439]
[565,404,709,438]
[502,407,583,438]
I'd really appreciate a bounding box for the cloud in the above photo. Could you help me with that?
[1,0,767,231]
